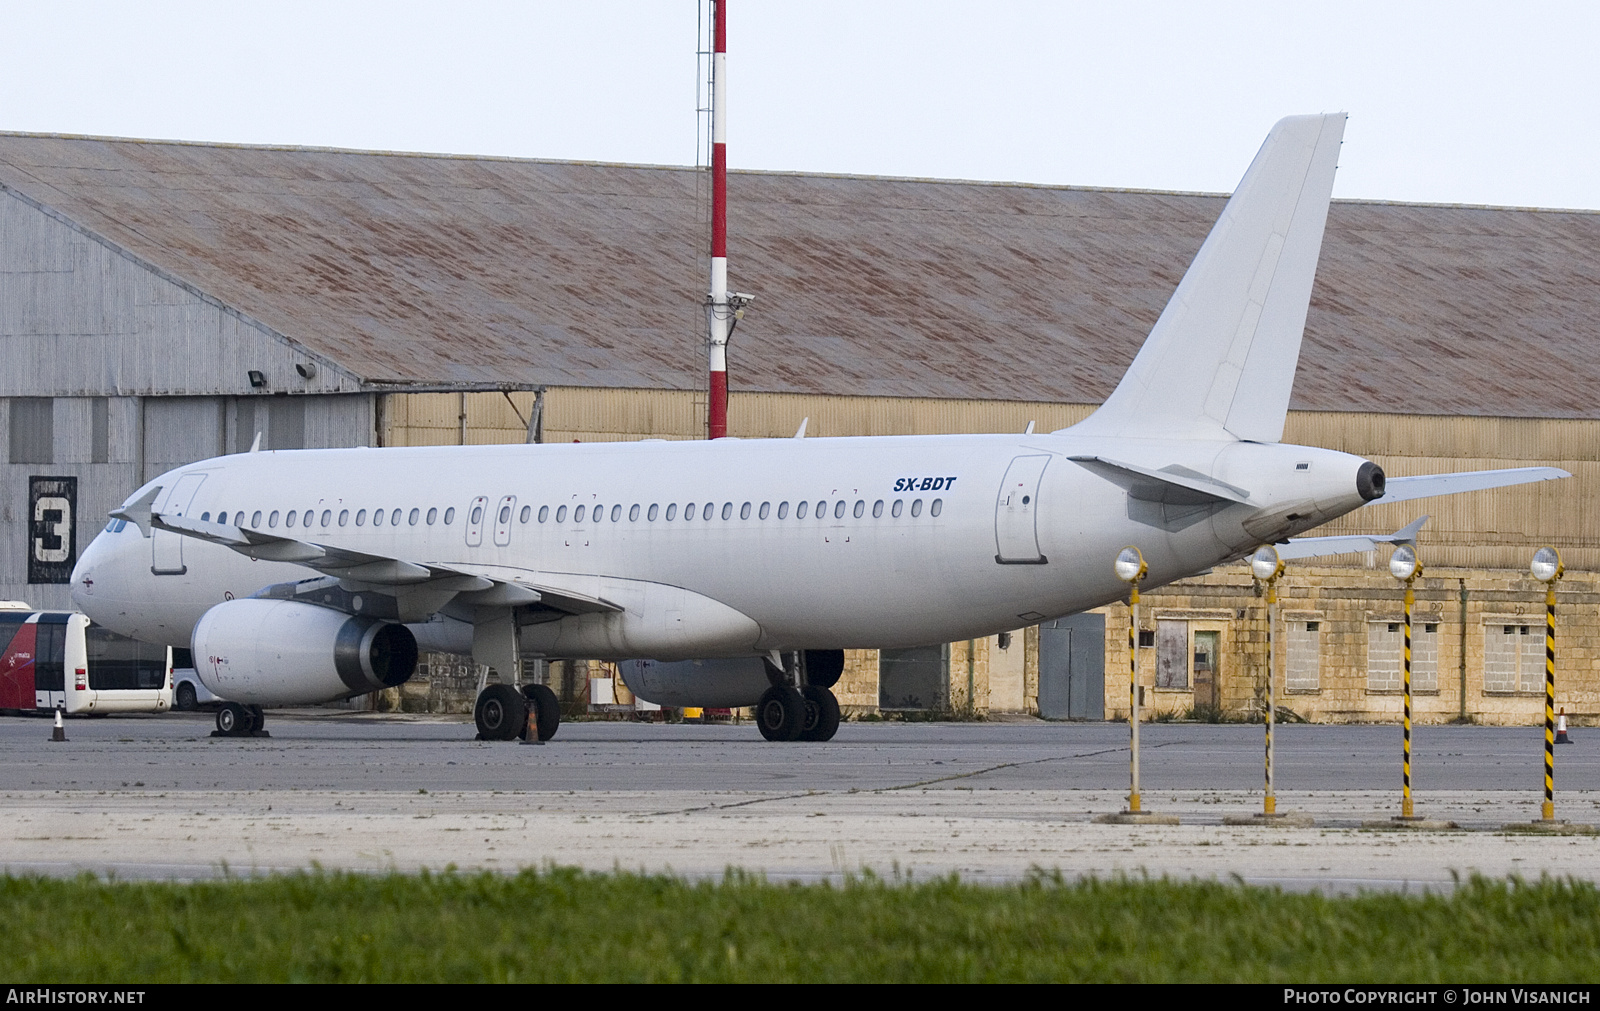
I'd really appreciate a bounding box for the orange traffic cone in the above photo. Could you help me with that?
[1556,708,1571,745]
[50,708,67,742]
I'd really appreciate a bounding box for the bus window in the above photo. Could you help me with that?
[86,626,168,691]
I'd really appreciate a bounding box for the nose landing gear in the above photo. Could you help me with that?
[213,702,269,738]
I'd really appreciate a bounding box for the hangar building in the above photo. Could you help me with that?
[1,132,1597,724]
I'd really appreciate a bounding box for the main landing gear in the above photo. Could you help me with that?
[474,682,560,743]
[757,650,842,743]
[213,702,268,738]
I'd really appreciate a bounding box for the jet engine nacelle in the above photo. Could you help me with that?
[191,598,418,706]
[619,650,844,708]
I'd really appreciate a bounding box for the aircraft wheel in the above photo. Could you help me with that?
[475,683,528,741]
[175,683,198,711]
[520,684,561,742]
[799,685,841,742]
[216,702,248,737]
[756,685,805,742]
[246,705,266,733]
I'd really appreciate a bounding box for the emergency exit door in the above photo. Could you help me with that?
[994,455,1050,564]
[151,473,206,575]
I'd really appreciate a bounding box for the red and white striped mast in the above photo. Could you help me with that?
[706,0,730,439]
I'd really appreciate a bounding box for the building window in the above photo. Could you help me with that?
[1484,622,1545,694]
[1285,620,1321,692]
[1155,620,1189,690]
[1368,620,1439,693]
[9,398,53,464]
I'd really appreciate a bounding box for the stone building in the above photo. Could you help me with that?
[1,132,1597,724]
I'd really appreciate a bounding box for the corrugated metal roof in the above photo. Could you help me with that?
[2,132,1598,416]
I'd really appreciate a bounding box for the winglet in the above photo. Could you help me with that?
[108,485,162,539]
[249,431,262,453]
[793,418,808,439]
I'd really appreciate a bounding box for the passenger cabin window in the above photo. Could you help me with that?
[498,505,510,524]
[519,506,530,523]
[740,502,751,520]
[797,501,808,519]
[355,509,366,526]
[429,508,440,524]
[538,506,549,523]
[853,500,865,518]
[778,502,789,519]
[574,505,586,524]
[630,504,641,521]
[322,510,333,526]
[339,510,349,526]
[409,508,420,525]
[556,505,568,523]
[285,511,296,528]
[684,503,696,520]
[611,505,622,522]
[647,504,658,521]
[253,511,263,527]
[759,502,770,520]
[872,500,884,517]
[817,500,828,517]
[666,504,677,520]
[373,510,385,527]
[833,501,846,519]
[931,499,943,516]
[911,499,923,517]
[892,499,903,517]
[704,502,714,521]
[390,508,402,526]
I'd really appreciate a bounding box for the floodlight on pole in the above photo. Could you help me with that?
[1251,544,1285,817]
[1390,542,1422,820]
[1531,546,1563,822]
[1115,546,1147,814]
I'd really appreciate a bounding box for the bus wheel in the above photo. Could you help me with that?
[216,702,248,737]
[175,683,198,711]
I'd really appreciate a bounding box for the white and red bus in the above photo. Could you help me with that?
[0,605,174,715]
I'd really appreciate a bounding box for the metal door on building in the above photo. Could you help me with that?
[994,455,1050,564]
[1037,613,1105,719]
[151,473,206,575]
[879,644,947,711]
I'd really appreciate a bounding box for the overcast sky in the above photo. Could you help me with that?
[1,1,1596,209]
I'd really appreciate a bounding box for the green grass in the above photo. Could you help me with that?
[5,869,1599,982]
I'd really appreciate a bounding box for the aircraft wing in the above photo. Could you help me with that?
[125,504,620,620]
[1379,467,1569,504]
[1276,516,1427,561]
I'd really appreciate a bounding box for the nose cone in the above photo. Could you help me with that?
[70,527,124,618]
[1356,461,1386,502]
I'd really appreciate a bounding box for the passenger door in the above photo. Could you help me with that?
[994,455,1050,564]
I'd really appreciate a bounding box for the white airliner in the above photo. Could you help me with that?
[69,115,1566,743]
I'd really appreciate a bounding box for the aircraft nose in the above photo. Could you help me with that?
[70,525,129,613]
[1356,461,1386,501]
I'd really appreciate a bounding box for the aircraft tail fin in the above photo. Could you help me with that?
[1070,114,1346,442]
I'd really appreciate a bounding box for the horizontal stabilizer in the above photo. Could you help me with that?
[1278,516,1428,560]
[1380,467,1569,505]
[1070,455,1251,505]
